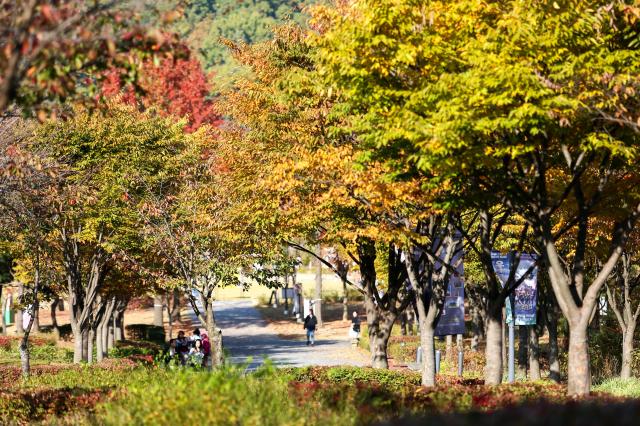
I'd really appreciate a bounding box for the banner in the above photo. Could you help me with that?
[491,251,538,325]
[435,236,465,336]
[512,253,538,325]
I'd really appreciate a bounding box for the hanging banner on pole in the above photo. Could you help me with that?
[491,251,538,325]
[512,253,538,325]
[435,235,465,336]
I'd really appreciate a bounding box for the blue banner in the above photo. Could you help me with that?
[435,236,465,336]
[491,251,538,325]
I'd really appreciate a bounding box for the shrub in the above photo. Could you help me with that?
[109,340,161,358]
[93,364,352,425]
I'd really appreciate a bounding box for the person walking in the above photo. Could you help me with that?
[349,311,361,344]
[303,308,318,346]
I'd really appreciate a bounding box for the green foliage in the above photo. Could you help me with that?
[286,365,421,392]
[0,336,72,364]
[108,340,162,358]
[182,1,315,81]
[93,364,349,425]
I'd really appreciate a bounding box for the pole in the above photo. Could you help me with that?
[458,350,464,377]
[508,322,515,383]
[435,349,441,374]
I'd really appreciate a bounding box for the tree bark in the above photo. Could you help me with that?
[342,279,348,322]
[567,324,590,396]
[95,323,103,362]
[153,294,164,327]
[204,300,223,367]
[19,256,40,378]
[107,321,114,351]
[87,328,94,364]
[15,283,24,336]
[370,315,394,369]
[484,310,503,385]
[547,313,561,382]
[81,329,88,361]
[32,309,39,333]
[315,245,323,326]
[471,305,483,352]
[171,289,181,321]
[50,299,60,340]
[528,325,541,380]
[517,325,528,378]
[1,289,7,336]
[621,326,636,379]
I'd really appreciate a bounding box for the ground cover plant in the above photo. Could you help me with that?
[2,362,639,426]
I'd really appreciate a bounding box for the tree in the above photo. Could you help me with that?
[311,0,640,395]
[102,55,222,132]
[0,115,60,376]
[176,0,315,84]
[218,24,457,376]
[606,242,640,379]
[0,0,185,115]
[24,102,190,363]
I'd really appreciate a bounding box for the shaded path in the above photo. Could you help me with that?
[195,300,367,370]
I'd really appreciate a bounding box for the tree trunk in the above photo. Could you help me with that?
[15,283,24,336]
[115,310,124,341]
[621,325,636,379]
[416,291,438,386]
[420,321,436,386]
[19,260,39,378]
[73,329,83,363]
[342,279,348,322]
[96,323,104,362]
[370,318,393,369]
[445,334,453,361]
[171,289,181,321]
[205,301,223,367]
[107,321,114,351]
[528,326,541,380]
[471,305,483,352]
[50,299,60,340]
[315,247,323,326]
[501,312,507,370]
[567,324,590,396]
[32,309,40,333]
[153,294,164,327]
[87,328,94,364]
[82,329,88,361]
[518,326,528,378]
[547,312,561,382]
[1,289,7,336]
[484,310,503,385]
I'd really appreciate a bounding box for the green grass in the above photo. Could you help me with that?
[594,377,640,398]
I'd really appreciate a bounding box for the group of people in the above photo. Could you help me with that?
[164,328,211,367]
[302,308,361,346]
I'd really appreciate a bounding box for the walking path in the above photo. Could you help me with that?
[190,300,367,370]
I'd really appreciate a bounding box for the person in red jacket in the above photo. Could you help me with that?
[201,333,211,367]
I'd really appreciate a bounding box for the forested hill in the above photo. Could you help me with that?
[137,0,316,84]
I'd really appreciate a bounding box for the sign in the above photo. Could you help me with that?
[281,287,295,299]
[491,251,538,325]
[512,254,538,325]
[435,236,465,336]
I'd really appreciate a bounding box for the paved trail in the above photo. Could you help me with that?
[201,300,367,370]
